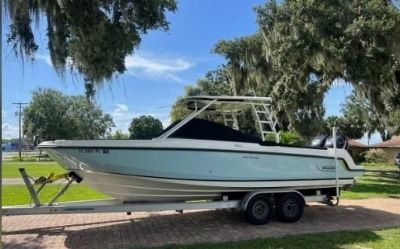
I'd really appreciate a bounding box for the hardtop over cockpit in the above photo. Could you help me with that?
[156,96,280,143]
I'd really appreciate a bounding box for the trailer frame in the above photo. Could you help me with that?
[2,168,329,218]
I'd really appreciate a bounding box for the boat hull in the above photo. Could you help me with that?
[40,139,364,202]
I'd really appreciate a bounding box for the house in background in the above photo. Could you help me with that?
[348,140,368,163]
[369,136,400,163]
[348,136,400,163]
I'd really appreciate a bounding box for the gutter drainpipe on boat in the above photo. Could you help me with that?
[332,127,340,206]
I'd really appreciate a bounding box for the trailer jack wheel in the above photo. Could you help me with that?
[245,195,272,225]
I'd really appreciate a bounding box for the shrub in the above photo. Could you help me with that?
[266,131,306,146]
[363,149,388,163]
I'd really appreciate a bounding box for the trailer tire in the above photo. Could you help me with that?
[245,195,273,225]
[275,193,304,223]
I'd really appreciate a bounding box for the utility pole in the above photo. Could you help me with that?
[13,102,28,161]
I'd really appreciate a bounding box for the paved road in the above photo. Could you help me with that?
[2,152,18,161]
[2,178,77,185]
[2,178,30,185]
[2,151,40,161]
[2,198,400,249]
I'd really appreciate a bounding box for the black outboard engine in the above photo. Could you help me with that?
[324,134,349,150]
[310,134,349,150]
[310,135,329,148]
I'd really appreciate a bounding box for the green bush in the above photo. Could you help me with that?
[353,152,366,164]
[266,131,306,146]
[363,149,388,163]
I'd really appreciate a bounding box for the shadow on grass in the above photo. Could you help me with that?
[3,203,400,249]
[363,176,399,183]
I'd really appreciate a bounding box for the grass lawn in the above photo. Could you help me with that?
[149,227,400,249]
[342,172,400,199]
[2,184,110,206]
[2,161,66,178]
[342,163,400,199]
[361,162,399,171]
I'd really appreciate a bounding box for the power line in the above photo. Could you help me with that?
[13,102,28,161]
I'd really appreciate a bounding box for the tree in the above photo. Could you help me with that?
[23,88,115,142]
[170,66,232,122]
[23,89,70,141]
[323,92,382,140]
[170,66,260,136]
[323,115,365,140]
[213,35,268,96]
[129,116,163,139]
[255,0,400,114]
[213,34,327,133]
[333,90,400,140]
[67,96,115,139]
[341,93,381,140]
[323,116,343,135]
[210,0,400,138]
[5,0,177,98]
[292,108,326,140]
[386,110,400,137]
[184,66,233,97]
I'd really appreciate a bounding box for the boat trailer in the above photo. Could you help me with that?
[2,168,331,223]
[3,126,343,223]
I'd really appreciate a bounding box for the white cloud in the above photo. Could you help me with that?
[35,52,194,82]
[2,122,19,139]
[113,104,129,117]
[109,104,132,132]
[162,117,171,128]
[125,52,194,82]
[36,54,52,66]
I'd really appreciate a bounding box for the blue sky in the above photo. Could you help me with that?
[3,0,376,142]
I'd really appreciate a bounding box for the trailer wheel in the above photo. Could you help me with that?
[275,193,304,223]
[245,195,273,225]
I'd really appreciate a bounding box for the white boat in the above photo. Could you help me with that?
[38,96,364,203]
